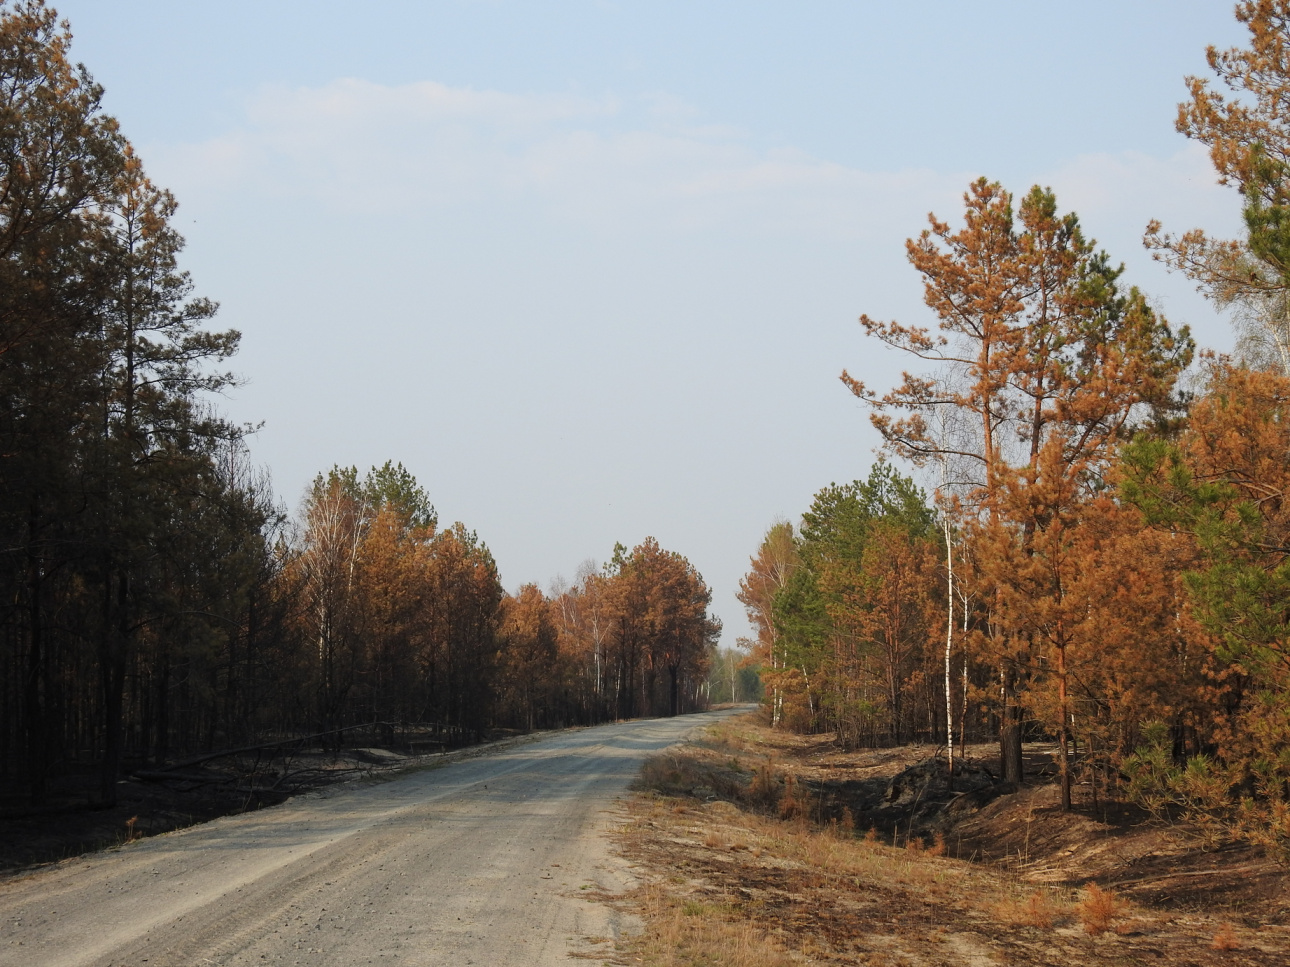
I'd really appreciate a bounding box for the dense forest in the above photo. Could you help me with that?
[0,1,721,811]
[740,1,1290,858]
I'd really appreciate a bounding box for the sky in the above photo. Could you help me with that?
[51,0,1250,646]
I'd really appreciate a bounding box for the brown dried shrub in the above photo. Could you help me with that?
[1212,922,1240,951]
[778,775,803,821]
[1023,890,1055,929]
[1077,883,1126,935]
[993,887,1059,930]
[749,762,778,808]
[840,806,855,834]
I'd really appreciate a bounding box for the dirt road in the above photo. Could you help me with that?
[0,709,743,966]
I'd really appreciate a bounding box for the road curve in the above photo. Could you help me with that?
[1,708,746,967]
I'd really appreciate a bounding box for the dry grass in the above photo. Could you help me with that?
[607,713,1290,966]
[626,882,798,967]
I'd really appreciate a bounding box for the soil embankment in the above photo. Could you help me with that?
[613,713,1290,966]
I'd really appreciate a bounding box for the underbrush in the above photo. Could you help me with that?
[634,719,984,847]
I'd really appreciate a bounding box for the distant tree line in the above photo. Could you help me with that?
[740,465,953,751]
[290,469,720,743]
[0,1,720,811]
[741,2,1290,859]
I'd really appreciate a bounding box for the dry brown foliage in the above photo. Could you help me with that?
[997,888,1059,929]
[1077,883,1126,935]
[1023,890,1056,929]
[1212,921,1241,951]
[840,806,855,833]
[777,774,803,821]
[927,831,946,857]
[992,887,1060,930]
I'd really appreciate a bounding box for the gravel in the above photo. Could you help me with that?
[0,708,744,966]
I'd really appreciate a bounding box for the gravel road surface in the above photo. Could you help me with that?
[0,709,743,966]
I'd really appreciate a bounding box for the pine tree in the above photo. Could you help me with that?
[848,180,1192,798]
[1148,0,1290,372]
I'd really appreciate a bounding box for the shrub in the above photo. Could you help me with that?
[1076,883,1125,935]
[1212,922,1240,950]
[778,775,803,821]
[1022,890,1055,929]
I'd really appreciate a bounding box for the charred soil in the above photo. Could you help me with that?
[610,713,1290,966]
[0,731,537,874]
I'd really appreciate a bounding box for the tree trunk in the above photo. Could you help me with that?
[99,569,130,806]
[1056,635,1072,810]
[24,499,47,804]
[154,650,170,766]
[1000,664,1024,785]
[943,517,954,791]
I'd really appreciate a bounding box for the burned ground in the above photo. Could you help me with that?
[0,732,531,873]
[610,713,1290,966]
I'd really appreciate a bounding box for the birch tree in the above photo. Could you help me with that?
[847,180,1192,796]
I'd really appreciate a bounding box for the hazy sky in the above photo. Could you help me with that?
[52,1,1248,644]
